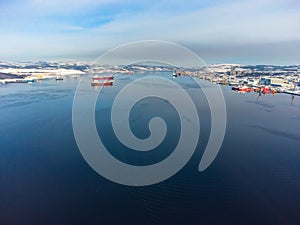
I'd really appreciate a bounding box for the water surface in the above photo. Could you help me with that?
[0,72,300,225]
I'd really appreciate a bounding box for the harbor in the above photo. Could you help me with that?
[201,74,300,96]
[1,61,300,98]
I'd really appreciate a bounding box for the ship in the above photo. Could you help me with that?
[91,75,114,86]
[92,75,114,81]
[232,86,254,92]
[231,86,240,91]
[261,86,276,94]
[55,76,63,81]
[238,86,254,92]
[91,80,114,86]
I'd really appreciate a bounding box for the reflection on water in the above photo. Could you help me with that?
[0,72,300,225]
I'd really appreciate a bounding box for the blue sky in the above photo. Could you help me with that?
[0,0,299,64]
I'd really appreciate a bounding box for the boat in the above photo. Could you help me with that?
[93,75,114,81]
[231,86,240,91]
[91,80,114,86]
[232,85,256,93]
[55,76,63,81]
[262,86,276,94]
[237,86,254,92]
[91,75,114,86]
[172,72,177,78]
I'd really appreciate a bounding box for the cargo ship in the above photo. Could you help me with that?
[232,86,254,92]
[92,75,114,81]
[91,75,114,86]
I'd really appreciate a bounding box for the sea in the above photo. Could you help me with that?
[1,72,300,225]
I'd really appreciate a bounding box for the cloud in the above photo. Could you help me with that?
[95,0,300,44]
[0,0,299,64]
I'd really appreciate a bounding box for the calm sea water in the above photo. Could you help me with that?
[1,72,300,225]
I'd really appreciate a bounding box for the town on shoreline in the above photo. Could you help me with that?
[0,61,299,96]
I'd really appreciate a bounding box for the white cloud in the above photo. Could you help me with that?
[0,0,299,63]
[94,0,300,44]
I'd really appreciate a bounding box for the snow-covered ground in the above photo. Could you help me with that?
[0,68,85,76]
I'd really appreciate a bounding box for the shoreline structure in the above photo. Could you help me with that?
[0,62,299,96]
